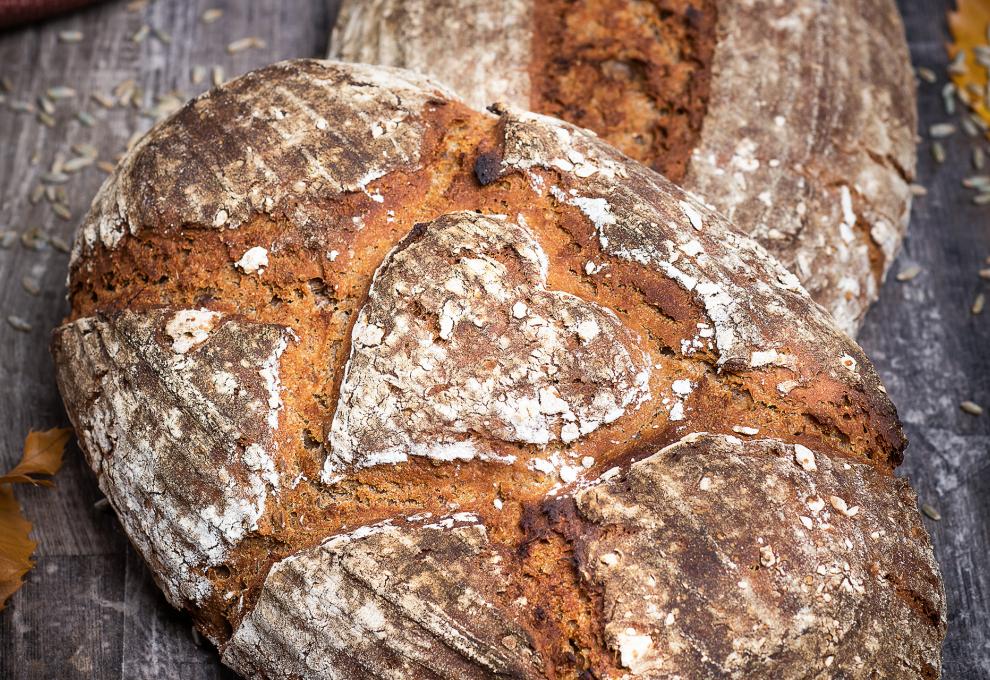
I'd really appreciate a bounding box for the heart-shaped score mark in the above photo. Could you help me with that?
[322,212,652,483]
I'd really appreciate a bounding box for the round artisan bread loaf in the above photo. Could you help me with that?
[52,60,943,679]
[330,0,918,335]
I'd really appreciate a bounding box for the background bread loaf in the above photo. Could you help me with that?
[330,0,918,336]
[53,60,943,678]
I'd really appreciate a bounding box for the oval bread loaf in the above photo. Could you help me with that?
[330,0,918,336]
[52,60,943,679]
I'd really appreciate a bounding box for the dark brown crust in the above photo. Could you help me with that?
[529,0,718,182]
[51,60,939,678]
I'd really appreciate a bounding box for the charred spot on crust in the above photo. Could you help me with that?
[474,150,503,186]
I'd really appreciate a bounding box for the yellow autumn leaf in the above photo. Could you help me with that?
[948,0,990,124]
[0,427,73,610]
[0,427,71,486]
[0,485,35,610]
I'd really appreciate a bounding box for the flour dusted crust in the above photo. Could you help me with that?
[329,0,917,335]
[53,309,293,605]
[222,515,544,679]
[52,61,942,678]
[573,434,944,677]
[324,211,652,482]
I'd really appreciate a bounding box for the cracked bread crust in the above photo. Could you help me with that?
[52,60,941,678]
[329,0,917,335]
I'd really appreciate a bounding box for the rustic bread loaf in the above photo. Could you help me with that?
[52,60,943,678]
[329,0,918,336]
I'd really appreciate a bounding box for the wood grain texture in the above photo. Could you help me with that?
[857,2,990,677]
[0,0,985,679]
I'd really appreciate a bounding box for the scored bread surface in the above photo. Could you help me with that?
[330,0,918,335]
[53,60,942,678]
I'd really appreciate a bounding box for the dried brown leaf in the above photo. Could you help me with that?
[0,428,71,486]
[0,427,73,610]
[0,485,35,610]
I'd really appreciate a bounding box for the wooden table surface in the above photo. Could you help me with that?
[0,0,986,677]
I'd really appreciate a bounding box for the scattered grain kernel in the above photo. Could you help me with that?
[201,8,223,23]
[39,171,68,184]
[72,143,98,158]
[46,86,75,100]
[21,276,40,296]
[794,444,817,471]
[57,30,84,43]
[63,156,94,173]
[949,52,967,75]
[7,315,32,332]
[226,37,265,54]
[52,203,72,221]
[960,400,983,416]
[49,235,70,253]
[921,503,941,521]
[930,123,956,138]
[600,552,619,566]
[759,545,776,567]
[76,111,96,127]
[829,495,854,517]
[931,141,946,164]
[732,425,759,435]
[909,183,927,196]
[895,264,922,282]
[9,100,34,114]
[91,92,115,109]
[972,292,986,314]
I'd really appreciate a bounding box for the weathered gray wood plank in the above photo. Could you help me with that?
[0,0,986,678]
[857,1,990,676]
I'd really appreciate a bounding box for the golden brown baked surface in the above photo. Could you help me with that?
[330,0,918,336]
[529,0,718,182]
[53,60,942,678]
